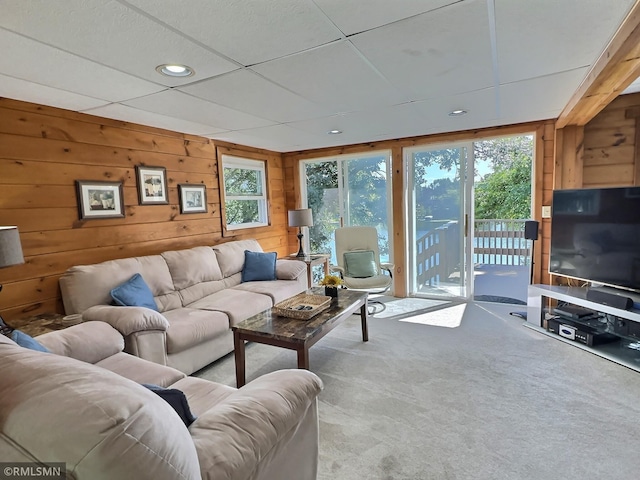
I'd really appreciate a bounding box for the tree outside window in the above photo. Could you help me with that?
[221,155,269,230]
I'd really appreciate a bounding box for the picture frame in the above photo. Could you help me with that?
[136,166,168,205]
[76,180,125,219]
[178,184,207,214]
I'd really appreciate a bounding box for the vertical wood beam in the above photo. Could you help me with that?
[391,145,407,297]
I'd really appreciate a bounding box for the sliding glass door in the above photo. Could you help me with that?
[300,151,392,266]
[405,143,472,299]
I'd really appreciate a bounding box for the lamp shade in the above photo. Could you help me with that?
[288,209,314,228]
[0,226,24,268]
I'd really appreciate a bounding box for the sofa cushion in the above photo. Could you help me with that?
[213,239,263,278]
[59,255,175,314]
[38,321,124,363]
[187,289,273,326]
[111,273,159,311]
[170,377,235,416]
[10,330,49,352]
[276,259,307,280]
[96,352,185,387]
[241,250,277,282]
[162,308,230,354]
[162,246,223,290]
[233,280,306,305]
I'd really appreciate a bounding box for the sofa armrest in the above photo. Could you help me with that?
[37,321,124,364]
[189,369,323,479]
[82,305,170,336]
[275,259,306,280]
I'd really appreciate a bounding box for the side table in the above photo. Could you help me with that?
[7,313,72,337]
[287,254,330,288]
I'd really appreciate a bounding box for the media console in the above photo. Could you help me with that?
[527,284,640,372]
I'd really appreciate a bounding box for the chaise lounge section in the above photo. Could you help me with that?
[59,239,307,374]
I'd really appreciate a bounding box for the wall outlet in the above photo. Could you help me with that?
[541,205,551,218]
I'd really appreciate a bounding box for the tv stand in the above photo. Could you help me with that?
[527,284,640,372]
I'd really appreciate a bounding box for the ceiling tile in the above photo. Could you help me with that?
[496,0,636,84]
[252,40,407,111]
[124,0,342,66]
[0,73,109,111]
[350,0,494,99]
[82,103,228,136]
[122,90,275,131]
[314,0,458,35]
[499,68,589,122]
[0,0,239,87]
[0,28,164,102]
[179,70,334,123]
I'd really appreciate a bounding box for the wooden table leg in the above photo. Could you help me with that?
[234,331,246,388]
[297,346,310,369]
[360,303,369,342]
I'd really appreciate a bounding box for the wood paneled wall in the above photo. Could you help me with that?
[0,98,288,321]
[284,120,555,295]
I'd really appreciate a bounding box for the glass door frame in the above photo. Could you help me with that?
[298,149,393,263]
[404,141,475,301]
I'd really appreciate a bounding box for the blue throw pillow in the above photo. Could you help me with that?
[11,330,50,353]
[110,273,158,311]
[241,250,277,282]
[142,384,197,427]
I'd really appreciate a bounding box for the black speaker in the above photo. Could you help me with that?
[586,289,634,310]
[524,220,539,241]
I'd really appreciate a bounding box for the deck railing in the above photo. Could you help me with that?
[415,219,530,287]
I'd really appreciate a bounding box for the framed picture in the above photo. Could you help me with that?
[179,184,207,214]
[76,180,125,219]
[136,166,168,205]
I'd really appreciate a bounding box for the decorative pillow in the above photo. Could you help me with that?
[241,250,277,282]
[10,330,50,353]
[110,273,158,311]
[344,250,378,278]
[142,384,197,427]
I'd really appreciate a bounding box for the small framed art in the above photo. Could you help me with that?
[76,180,125,219]
[136,166,168,205]
[179,184,207,214]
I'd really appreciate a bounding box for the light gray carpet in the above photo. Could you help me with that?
[194,302,640,479]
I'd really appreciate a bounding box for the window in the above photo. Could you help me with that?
[221,155,269,230]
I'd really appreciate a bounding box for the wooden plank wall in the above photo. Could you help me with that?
[283,120,555,295]
[551,92,640,286]
[0,98,288,321]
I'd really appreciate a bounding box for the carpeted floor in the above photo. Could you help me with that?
[194,302,640,479]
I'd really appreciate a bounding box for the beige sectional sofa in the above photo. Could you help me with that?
[59,239,307,374]
[0,321,323,479]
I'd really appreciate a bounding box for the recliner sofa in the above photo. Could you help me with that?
[59,239,307,374]
[0,321,323,480]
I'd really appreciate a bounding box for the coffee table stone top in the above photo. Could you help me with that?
[232,288,367,344]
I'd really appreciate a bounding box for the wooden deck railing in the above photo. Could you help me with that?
[415,219,529,288]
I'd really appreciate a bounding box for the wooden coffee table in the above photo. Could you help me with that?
[232,288,368,387]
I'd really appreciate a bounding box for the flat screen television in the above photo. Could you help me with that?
[549,186,640,293]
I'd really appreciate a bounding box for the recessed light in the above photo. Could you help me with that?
[448,109,468,116]
[328,129,342,135]
[156,64,195,77]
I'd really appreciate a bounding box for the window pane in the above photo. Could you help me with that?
[225,199,259,225]
[223,167,263,196]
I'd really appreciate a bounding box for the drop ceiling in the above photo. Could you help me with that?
[0,0,635,152]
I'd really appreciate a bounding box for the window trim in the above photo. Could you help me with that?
[219,153,270,234]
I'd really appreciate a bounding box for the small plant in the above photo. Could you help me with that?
[319,274,343,287]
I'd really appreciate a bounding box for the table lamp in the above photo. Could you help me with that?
[288,209,314,257]
[0,226,25,333]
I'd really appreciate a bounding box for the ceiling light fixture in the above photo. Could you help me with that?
[328,129,342,135]
[448,109,468,117]
[156,64,195,77]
